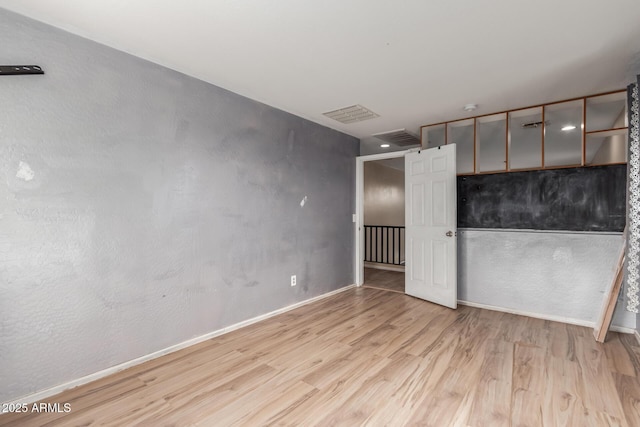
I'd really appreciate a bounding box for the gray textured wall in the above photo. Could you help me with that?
[0,8,358,403]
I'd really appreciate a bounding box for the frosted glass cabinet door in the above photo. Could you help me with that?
[586,92,627,132]
[544,100,583,167]
[476,113,506,172]
[509,107,542,170]
[422,124,446,149]
[585,92,628,166]
[586,130,628,165]
[447,119,474,174]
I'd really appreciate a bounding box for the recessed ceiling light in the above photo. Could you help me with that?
[561,125,576,131]
[380,144,390,148]
[463,104,478,112]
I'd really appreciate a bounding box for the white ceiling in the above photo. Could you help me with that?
[2,0,640,155]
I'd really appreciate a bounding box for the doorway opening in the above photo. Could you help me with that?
[355,150,410,292]
[361,158,406,293]
[355,145,458,308]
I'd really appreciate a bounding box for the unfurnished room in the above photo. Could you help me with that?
[2,1,640,426]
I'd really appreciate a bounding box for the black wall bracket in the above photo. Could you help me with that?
[0,65,44,75]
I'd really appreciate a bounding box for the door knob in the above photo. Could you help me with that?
[446,231,453,237]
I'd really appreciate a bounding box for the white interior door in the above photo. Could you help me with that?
[405,145,457,308]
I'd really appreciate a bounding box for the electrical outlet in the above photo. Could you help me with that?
[291,275,296,287]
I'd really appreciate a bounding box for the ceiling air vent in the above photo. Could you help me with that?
[323,104,379,124]
[372,129,420,147]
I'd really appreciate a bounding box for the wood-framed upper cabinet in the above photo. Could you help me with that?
[418,89,628,175]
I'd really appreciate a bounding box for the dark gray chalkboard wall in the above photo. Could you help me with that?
[457,165,626,231]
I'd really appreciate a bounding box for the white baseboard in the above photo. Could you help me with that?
[458,300,635,334]
[5,284,356,406]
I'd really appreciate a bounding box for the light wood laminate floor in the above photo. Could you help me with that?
[363,267,405,293]
[2,287,640,426]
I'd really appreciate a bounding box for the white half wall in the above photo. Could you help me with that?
[458,229,635,329]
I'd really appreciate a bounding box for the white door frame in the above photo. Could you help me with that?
[355,149,414,286]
